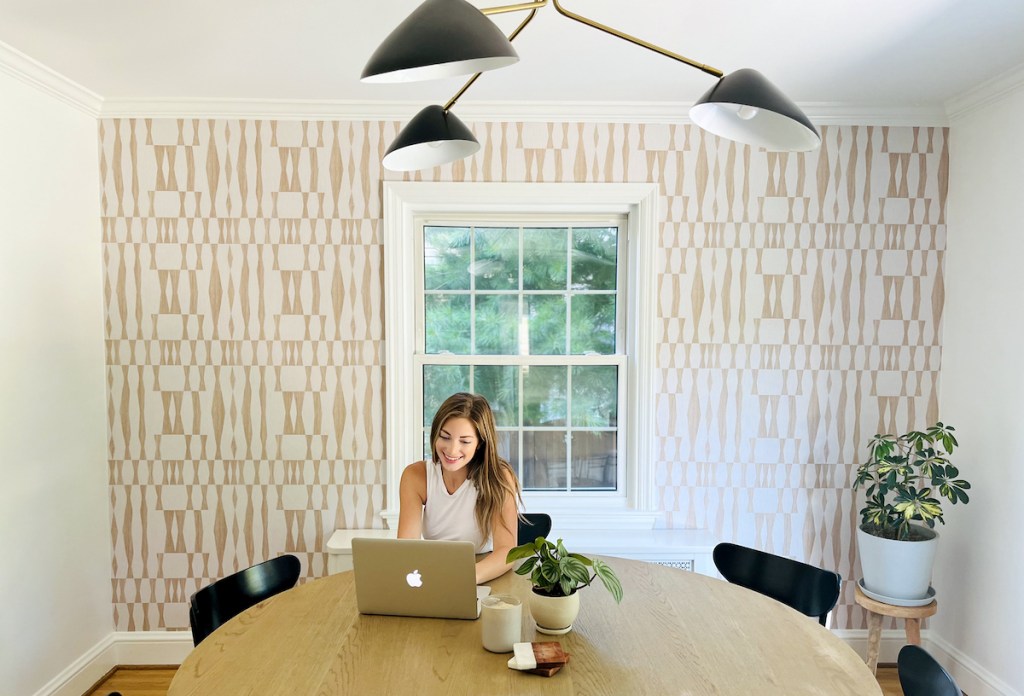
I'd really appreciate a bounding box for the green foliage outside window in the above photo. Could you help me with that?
[421,224,621,492]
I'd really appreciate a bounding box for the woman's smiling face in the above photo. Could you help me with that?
[435,417,479,473]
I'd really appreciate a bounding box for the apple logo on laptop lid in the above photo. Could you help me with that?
[406,569,423,588]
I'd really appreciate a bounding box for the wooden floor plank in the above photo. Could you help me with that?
[85,666,179,696]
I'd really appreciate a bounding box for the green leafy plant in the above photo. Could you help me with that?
[853,422,971,540]
[506,537,623,603]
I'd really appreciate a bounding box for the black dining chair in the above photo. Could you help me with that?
[712,542,841,626]
[189,554,302,646]
[517,512,552,545]
[898,644,962,696]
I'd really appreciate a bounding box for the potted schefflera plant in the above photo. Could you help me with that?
[853,422,971,602]
[506,537,623,635]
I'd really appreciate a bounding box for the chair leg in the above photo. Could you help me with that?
[904,617,922,646]
[865,611,883,675]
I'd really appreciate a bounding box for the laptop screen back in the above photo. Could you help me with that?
[351,538,481,620]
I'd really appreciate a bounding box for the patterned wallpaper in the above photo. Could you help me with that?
[99,118,947,632]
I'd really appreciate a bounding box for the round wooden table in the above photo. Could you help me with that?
[169,557,881,695]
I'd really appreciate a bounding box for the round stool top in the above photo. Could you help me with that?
[854,583,937,618]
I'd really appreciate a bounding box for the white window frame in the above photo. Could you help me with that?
[383,182,660,531]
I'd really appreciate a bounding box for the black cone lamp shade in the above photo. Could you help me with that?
[362,0,519,83]
[383,105,480,171]
[689,68,820,152]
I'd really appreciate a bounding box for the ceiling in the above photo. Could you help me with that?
[1,0,1023,119]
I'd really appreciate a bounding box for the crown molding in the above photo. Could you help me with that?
[945,62,1024,122]
[0,40,102,116]
[98,97,949,126]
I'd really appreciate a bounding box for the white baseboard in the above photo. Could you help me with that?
[31,634,117,696]
[112,630,194,666]
[34,628,1021,696]
[31,631,193,696]
[833,628,909,665]
[927,633,1022,696]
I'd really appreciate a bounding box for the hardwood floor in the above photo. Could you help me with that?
[85,667,178,696]
[87,665,906,695]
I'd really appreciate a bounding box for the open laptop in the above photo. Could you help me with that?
[351,538,491,620]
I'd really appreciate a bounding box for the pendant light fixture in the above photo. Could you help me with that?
[361,0,520,83]
[363,0,820,171]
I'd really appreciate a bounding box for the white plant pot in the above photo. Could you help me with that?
[529,590,580,635]
[857,524,938,601]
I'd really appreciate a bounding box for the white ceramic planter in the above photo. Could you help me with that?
[529,590,580,635]
[857,524,938,600]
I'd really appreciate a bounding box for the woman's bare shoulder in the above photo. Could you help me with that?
[402,460,427,480]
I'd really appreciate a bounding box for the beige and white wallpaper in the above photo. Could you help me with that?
[99,118,947,632]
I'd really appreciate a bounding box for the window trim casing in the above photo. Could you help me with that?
[382,182,660,530]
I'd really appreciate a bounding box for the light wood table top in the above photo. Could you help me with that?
[169,557,880,695]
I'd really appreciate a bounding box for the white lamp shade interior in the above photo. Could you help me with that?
[383,138,481,172]
[689,102,821,152]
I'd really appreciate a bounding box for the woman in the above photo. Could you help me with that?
[397,392,521,584]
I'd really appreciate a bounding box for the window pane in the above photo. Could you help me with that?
[497,428,518,470]
[571,431,616,489]
[523,228,567,291]
[424,226,471,290]
[571,365,618,427]
[425,294,471,354]
[473,227,519,291]
[523,431,567,490]
[525,294,566,355]
[523,366,567,426]
[570,294,616,354]
[472,365,518,426]
[474,294,518,354]
[571,227,617,291]
[423,365,471,426]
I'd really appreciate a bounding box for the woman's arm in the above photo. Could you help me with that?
[474,471,519,584]
[397,461,427,539]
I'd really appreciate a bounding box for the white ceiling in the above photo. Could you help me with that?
[1,0,1023,119]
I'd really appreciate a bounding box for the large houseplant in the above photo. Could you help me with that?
[506,537,623,634]
[852,422,970,601]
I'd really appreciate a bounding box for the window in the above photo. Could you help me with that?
[419,222,623,493]
[384,182,659,530]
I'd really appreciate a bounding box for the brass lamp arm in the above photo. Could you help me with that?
[551,0,723,79]
[444,3,544,111]
[480,0,548,16]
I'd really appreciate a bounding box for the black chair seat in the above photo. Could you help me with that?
[189,554,302,645]
[712,542,841,626]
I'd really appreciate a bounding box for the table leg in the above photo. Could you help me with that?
[905,617,922,645]
[865,611,883,675]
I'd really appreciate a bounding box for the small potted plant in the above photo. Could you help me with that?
[506,537,623,635]
[853,421,971,601]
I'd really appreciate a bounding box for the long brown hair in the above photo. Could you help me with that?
[430,392,521,541]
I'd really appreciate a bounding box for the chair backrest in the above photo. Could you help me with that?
[189,554,302,645]
[712,542,841,626]
[898,645,962,696]
[517,513,552,545]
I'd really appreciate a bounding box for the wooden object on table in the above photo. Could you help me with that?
[169,557,882,695]
[510,641,570,676]
[854,583,938,675]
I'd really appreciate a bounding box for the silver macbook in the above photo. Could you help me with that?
[351,538,490,620]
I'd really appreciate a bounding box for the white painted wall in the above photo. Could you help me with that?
[0,70,110,695]
[937,85,1024,694]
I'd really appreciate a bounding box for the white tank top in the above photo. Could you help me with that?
[422,461,491,553]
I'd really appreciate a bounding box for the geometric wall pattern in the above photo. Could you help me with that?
[99,119,947,632]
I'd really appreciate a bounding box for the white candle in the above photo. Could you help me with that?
[481,594,522,653]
